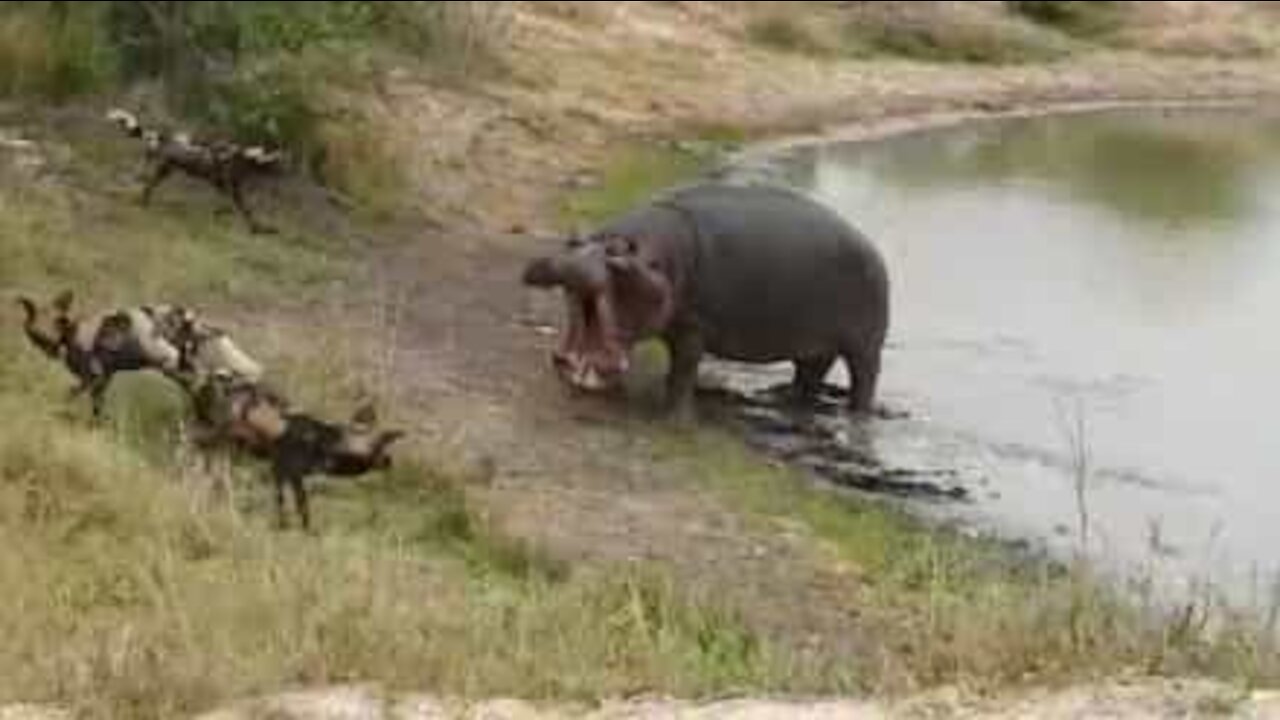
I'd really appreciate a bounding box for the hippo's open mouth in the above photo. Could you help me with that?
[552,291,629,391]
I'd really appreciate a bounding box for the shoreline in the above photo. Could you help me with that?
[700,90,1280,598]
[727,93,1278,166]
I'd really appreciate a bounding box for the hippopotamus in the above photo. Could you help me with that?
[521,181,890,419]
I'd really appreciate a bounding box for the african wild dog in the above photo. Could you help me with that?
[107,108,285,234]
[16,290,264,418]
[18,290,186,418]
[187,371,404,531]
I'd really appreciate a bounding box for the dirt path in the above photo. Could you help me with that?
[9,677,1279,718]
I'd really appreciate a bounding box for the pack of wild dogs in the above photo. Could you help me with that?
[14,104,897,533]
[16,286,404,532]
[10,109,407,532]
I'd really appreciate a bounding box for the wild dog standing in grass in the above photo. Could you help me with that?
[17,290,187,419]
[107,108,286,235]
[186,370,405,531]
[16,290,265,419]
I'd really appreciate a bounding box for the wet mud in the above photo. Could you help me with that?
[697,382,970,502]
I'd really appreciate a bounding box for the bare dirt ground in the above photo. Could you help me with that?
[180,679,1280,718]
[7,677,1278,719]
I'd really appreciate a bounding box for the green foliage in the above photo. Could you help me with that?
[1007,1,1126,39]
[561,144,707,225]
[200,61,322,159]
[0,3,116,101]
[2,1,508,203]
[850,12,1068,64]
[747,14,829,56]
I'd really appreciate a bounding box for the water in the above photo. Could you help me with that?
[717,107,1280,597]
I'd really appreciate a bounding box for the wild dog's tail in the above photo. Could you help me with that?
[106,108,144,139]
[239,144,286,170]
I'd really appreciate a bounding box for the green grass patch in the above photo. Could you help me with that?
[658,426,1280,694]
[560,145,706,226]
[1007,1,1127,40]
[746,15,831,57]
[558,127,745,228]
[0,396,827,717]
[0,4,116,102]
[849,15,1069,64]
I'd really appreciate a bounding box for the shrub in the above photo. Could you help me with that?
[747,14,829,56]
[1007,1,1126,39]
[0,3,115,102]
[846,2,1071,64]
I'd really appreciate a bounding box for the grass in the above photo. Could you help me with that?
[657,426,1280,694]
[1007,1,1127,40]
[0,144,337,311]
[557,124,749,227]
[746,15,831,57]
[0,4,114,102]
[846,4,1072,65]
[559,144,707,226]
[0,395,822,718]
[0,1,515,220]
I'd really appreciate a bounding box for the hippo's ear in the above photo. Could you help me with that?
[53,290,74,314]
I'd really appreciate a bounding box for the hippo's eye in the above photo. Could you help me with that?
[566,237,585,249]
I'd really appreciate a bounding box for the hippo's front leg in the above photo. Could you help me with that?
[663,326,703,424]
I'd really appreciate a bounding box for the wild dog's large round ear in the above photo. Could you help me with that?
[15,295,36,318]
[53,290,74,314]
[351,403,378,427]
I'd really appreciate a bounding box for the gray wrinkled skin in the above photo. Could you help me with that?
[525,182,890,419]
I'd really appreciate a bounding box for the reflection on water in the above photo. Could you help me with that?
[723,107,1280,598]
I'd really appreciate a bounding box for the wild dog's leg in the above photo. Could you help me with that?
[141,162,173,205]
[89,374,113,420]
[230,181,274,235]
[272,442,314,531]
[273,470,289,529]
[291,473,310,532]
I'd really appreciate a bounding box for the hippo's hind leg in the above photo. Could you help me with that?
[792,355,836,406]
[840,342,881,415]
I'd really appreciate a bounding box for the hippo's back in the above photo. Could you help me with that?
[660,182,888,361]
